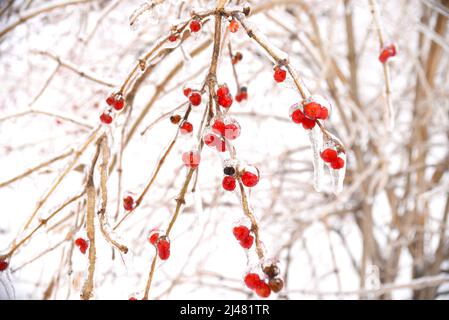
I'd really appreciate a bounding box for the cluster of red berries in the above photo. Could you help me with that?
[189,18,202,33]
[204,117,240,152]
[379,44,397,63]
[289,95,330,130]
[228,18,239,33]
[75,237,89,254]
[217,84,233,108]
[222,164,259,192]
[244,262,284,298]
[235,87,248,103]
[0,258,9,272]
[233,225,254,249]
[123,193,135,211]
[182,150,201,169]
[100,93,126,124]
[273,65,287,83]
[148,230,170,260]
[320,148,345,170]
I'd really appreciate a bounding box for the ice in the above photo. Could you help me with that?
[329,152,346,195]
[308,125,325,192]
[0,270,15,300]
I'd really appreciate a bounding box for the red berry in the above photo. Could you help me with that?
[301,117,316,130]
[182,150,201,169]
[303,102,321,120]
[170,114,181,124]
[100,112,113,124]
[189,91,202,106]
[241,171,259,187]
[168,34,178,42]
[240,234,254,249]
[157,238,170,260]
[0,259,9,272]
[204,133,217,147]
[123,195,134,211]
[106,95,115,106]
[273,66,287,83]
[75,238,89,254]
[255,281,271,298]
[183,87,192,97]
[379,44,396,63]
[244,273,262,290]
[291,108,305,124]
[218,94,233,108]
[212,119,226,136]
[113,97,125,111]
[222,176,236,191]
[190,19,201,33]
[215,139,227,152]
[330,157,345,170]
[217,85,230,98]
[180,121,193,134]
[148,232,159,245]
[320,148,338,163]
[235,91,248,102]
[233,225,250,241]
[317,106,329,120]
[232,52,243,65]
[229,19,239,33]
[269,278,284,293]
[224,123,240,140]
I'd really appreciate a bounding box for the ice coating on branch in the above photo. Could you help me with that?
[0,268,15,300]
[308,126,325,192]
[329,152,346,195]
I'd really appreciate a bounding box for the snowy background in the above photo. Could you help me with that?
[1,0,449,300]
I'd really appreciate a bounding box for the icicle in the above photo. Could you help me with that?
[0,269,15,300]
[308,125,325,192]
[328,152,346,195]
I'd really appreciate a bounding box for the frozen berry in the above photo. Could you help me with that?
[215,139,227,152]
[168,34,178,42]
[190,19,202,33]
[180,121,193,134]
[204,133,218,147]
[182,150,201,169]
[379,44,396,63]
[123,195,134,211]
[317,106,329,120]
[273,66,287,83]
[222,176,236,191]
[100,112,113,124]
[75,237,89,254]
[0,259,9,272]
[240,234,254,249]
[241,168,259,187]
[113,97,125,111]
[212,119,226,136]
[233,225,250,241]
[255,281,271,298]
[303,102,321,119]
[218,94,233,108]
[217,85,229,98]
[183,87,192,97]
[189,91,202,106]
[301,117,316,130]
[330,157,345,170]
[157,238,170,260]
[106,95,115,106]
[223,166,236,176]
[291,108,305,124]
[235,87,248,102]
[263,264,280,278]
[224,123,240,140]
[320,148,338,163]
[148,231,159,245]
[268,278,284,293]
[244,273,262,290]
[170,114,181,124]
[229,18,239,33]
[232,52,243,65]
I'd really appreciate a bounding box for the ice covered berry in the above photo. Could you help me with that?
[75,237,89,254]
[204,132,218,147]
[222,176,236,191]
[320,148,338,163]
[241,166,259,187]
[255,281,271,298]
[189,19,202,33]
[106,95,115,106]
[223,166,236,176]
[113,96,125,111]
[379,44,397,63]
[170,114,181,124]
[123,195,135,211]
[100,111,113,124]
[148,231,160,245]
[233,225,250,241]
[0,259,9,272]
[180,121,193,135]
[224,123,240,140]
[268,278,284,293]
[240,234,254,249]
[189,91,202,106]
[330,157,345,170]
[183,87,192,97]
[182,150,201,169]
[235,87,248,102]
[215,138,227,153]
[218,93,233,108]
[244,273,262,290]
[217,85,229,98]
[168,34,178,42]
[232,52,243,65]
[157,238,170,260]
[273,66,287,83]
[229,18,239,33]
[212,119,226,136]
